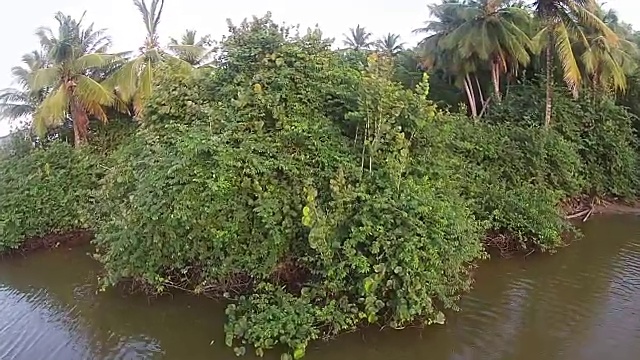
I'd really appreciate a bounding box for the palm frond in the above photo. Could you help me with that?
[0,88,36,120]
[30,66,60,92]
[0,88,32,104]
[134,0,165,38]
[104,57,144,102]
[555,23,582,94]
[133,60,153,115]
[75,75,115,107]
[73,53,121,72]
[34,84,69,136]
[84,99,109,123]
[0,104,35,120]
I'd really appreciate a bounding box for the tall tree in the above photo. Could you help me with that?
[436,0,534,101]
[106,0,191,117]
[576,7,637,92]
[414,0,531,117]
[532,0,619,127]
[343,25,374,51]
[29,12,119,145]
[168,30,214,66]
[376,33,405,56]
[0,51,48,122]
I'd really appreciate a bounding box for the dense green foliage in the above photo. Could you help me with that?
[92,17,640,357]
[2,1,640,359]
[486,82,640,197]
[94,19,485,357]
[0,141,103,251]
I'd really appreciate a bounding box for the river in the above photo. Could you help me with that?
[1,214,639,360]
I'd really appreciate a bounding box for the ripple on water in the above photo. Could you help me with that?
[0,285,92,360]
[2,219,640,360]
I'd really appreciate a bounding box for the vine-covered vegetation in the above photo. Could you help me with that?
[2,0,640,358]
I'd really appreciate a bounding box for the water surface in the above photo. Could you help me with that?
[1,215,639,359]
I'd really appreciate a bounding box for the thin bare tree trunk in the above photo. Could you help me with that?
[475,75,485,107]
[463,75,477,118]
[491,60,501,102]
[544,43,553,128]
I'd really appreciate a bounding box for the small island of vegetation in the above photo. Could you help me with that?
[1,0,640,358]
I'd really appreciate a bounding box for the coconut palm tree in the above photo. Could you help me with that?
[29,12,120,146]
[394,49,424,88]
[436,0,534,101]
[343,25,374,51]
[414,0,531,117]
[532,0,619,127]
[168,29,214,66]
[0,51,49,122]
[375,33,405,56]
[106,0,192,118]
[576,7,638,92]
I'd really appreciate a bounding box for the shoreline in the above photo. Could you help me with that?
[3,199,640,260]
[565,197,640,221]
[0,230,93,258]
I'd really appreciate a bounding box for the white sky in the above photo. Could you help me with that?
[0,0,638,136]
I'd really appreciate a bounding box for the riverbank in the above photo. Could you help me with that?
[4,197,640,259]
[0,230,93,258]
[566,197,640,220]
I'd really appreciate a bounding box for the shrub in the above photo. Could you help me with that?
[0,141,103,251]
[486,82,640,198]
[94,16,485,358]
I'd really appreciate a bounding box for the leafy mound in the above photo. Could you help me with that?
[95,17,484,358]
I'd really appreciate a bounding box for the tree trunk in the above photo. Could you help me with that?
[463,75,477,118]
[544,44,553,129]
[491,60,501,102]
[475,75,485,107]
[71,98,89,147]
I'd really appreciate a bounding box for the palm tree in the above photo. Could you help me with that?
[168,29,214,66]
[394,50,424,88]
[436,0,534,101]
[415,1,518,117]
[343,25,374,51]
[415,1,478,116]
[106,0,191,117]
[532,0,619,127]
[375,33,405,56]
[576,7,638,92]
[0,51,49,122]
[29,12,119,146]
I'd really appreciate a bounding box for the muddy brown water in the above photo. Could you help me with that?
[1,215,639,360]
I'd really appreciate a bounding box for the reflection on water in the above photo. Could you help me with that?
[1,215,639,360]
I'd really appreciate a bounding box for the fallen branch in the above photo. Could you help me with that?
[566,208,590,219]
[583,206,594,222]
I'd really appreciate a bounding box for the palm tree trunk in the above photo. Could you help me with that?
[544,43,553,128]
[491,60,501,102]
[71,98,89,147]
[463,75,478,118]
[475,75,485,107]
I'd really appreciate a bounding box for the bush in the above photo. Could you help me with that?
[0,141,103,251]
[486,82,640,198]
[94,16,485,358]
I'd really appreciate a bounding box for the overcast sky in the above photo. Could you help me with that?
[1,0,638,136]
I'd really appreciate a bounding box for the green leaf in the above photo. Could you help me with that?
[363,277,375,293]
[293,346,306,360]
